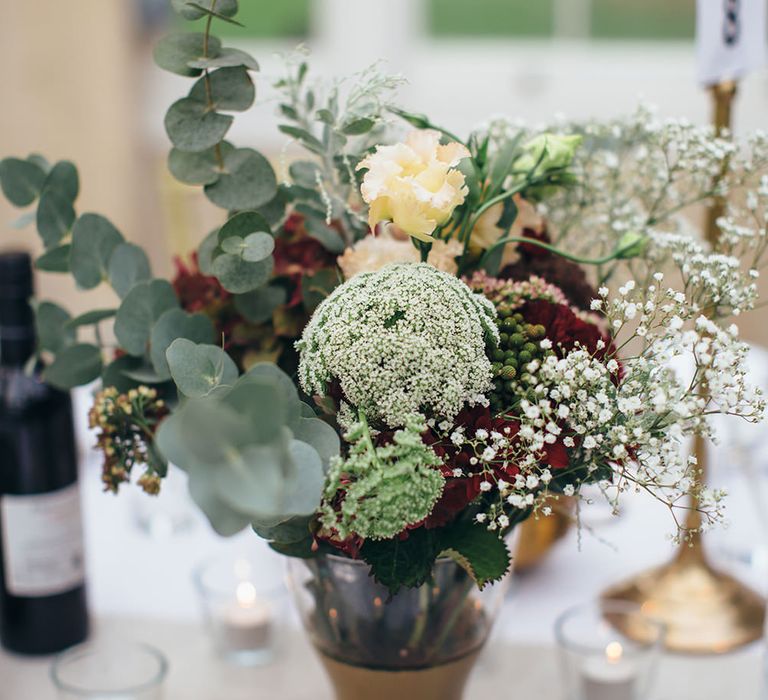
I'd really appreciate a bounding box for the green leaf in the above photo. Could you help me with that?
[114,279,179,356]
[234,284,286,323]
[182,2,244,26]
[342,117,375,135]
[108,243,152,298]
[197,228,218,275]
[66,308,117,329]
[153,33,220,77]
[488,135,524,196]
[70,213,125,289]
[253,515,313,544]
[289,160,322,188]
[26,154,51,174]
[11,211,35,230]
[301,268,339,311]
[188,47,259,71]
[35,301,75,354]
[278,125,323,154]
[101,354,148,394]
[164,97,233,153]
[314,109,335,125]
[44,161,79,202]
[121,366,167,384]
[168,142,233,186]
[171,0,238,20]
[204,148,277,211]
[42,343,102,389]
[440,521,511,589]
[218,209,271,242]
[212,253,273,294]
[304,217,345,254]
[35,244,71,273]
[220,232,274,262]
[149,308,215,379]
[189,66,255,112]
[0,157,46,206]
[166,338,238,398]
[361,528,443,595]
[36,189,75,248]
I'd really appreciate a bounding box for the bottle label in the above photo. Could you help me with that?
[1,484,85,597]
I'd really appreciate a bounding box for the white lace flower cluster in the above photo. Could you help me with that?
[297,263,498,428]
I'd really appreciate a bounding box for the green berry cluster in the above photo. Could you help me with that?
[488,306,549,413]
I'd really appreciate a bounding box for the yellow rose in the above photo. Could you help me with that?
[357,130,470,242]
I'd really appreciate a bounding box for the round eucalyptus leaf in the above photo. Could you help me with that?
[251,515,312,544]
[234,284,286,323]
[114,279,179,356]
[189,66,254,112]
[218,210,270,243]
[42,343,102,390]
[44,161,79,202]
[220,375,287,443]
[279,440,325,515]
[291,417,340,473]
[70,213,125,289]
[165,97,233,153]
[66,308,117,329]
[241,233,274,262]
[257,186,290,227]
[204,148,277,211]
[166,338,238,398]
[108,242,152,299]
[212,253,273,294]
[187,47,259,71]
[149,308,215,379]
[187,469,251,536]
[35,244,70,273]
[168,142,233,186]
[36,188,75,249]
[27,154,51,174]
[220,236,244,254]
[0,157,46,207]
[35,301,75,354]
[215,444,286,517]
[153,33,220,77]
[197,228,218,275]
[171,0,238,20]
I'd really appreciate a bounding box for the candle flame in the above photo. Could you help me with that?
[605,641,623,663]
[236,580,257,607]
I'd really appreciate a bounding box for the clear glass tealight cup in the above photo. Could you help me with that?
[193,553,284,666]
[555,600,666,700]
[50,640,168,700]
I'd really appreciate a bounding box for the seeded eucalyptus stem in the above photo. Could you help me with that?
[202,0,225,170]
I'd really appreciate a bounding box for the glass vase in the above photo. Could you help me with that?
[287,552,511,700]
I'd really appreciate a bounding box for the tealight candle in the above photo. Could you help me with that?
[194,555,283,666]
[220,580,274,653]
[581,642,637,700]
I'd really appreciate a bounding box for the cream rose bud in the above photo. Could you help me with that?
[357,129,470,242]
[514,133,582,177]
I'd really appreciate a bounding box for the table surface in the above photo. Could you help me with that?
[1,615,762,700]
[2,384,768,699]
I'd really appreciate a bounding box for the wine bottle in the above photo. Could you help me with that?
[0,251,89,655]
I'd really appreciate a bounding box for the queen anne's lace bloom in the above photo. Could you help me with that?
[297,263,498,427]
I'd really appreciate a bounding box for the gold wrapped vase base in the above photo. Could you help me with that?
[288,554,511,700]
[318,649,480,700]
[602,545,765,654]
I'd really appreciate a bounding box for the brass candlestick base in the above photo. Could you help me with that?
[602,545,765,654]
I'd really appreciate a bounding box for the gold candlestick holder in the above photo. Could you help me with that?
[601,81,766,654]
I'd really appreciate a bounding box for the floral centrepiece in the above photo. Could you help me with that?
[3,1,768,693]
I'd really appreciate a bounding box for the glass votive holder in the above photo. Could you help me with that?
[193,554,282,666]
[51,641,167,699]
[555,600,666,700]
